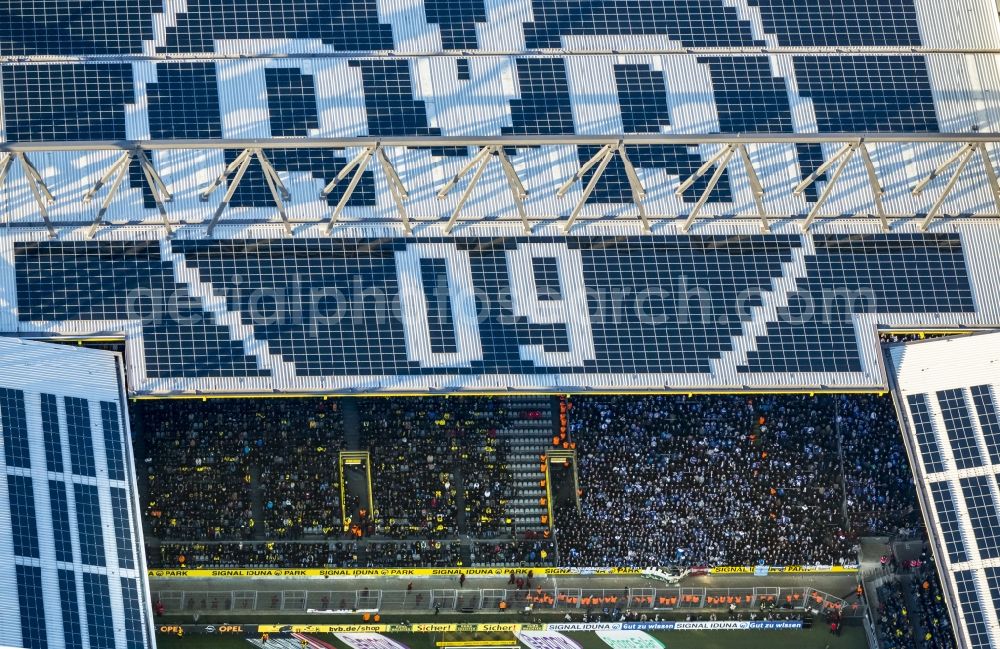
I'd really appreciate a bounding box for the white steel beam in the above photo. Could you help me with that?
[375,147,411,233]
[919,144,976,231]
[681,144,736,233]
[618,144,651,232]
[444,146,494,234]
[325,146,376,234]
[737,144,769,233]
[16,153,56,237]
[563,145,616,233]
[85,152,133,238]
[857,142,889,231]
[801,143,858,232]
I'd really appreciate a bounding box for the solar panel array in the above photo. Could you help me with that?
[889,334,1000,649]
[0,0,997,225]
[0,339,153,649]
[3,220,999,394]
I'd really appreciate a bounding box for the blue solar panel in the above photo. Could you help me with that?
[0,1,156,55]
[930,480,968,563]
[159,0,393,52]
[13,234,982,381]
[532,258,562,301]
[81,572,116,649]
[120,578,145,649]
[972,385,1000,464]
[353,59,463,157]
[907,393,947,474]
[15,241,269,378]
[74,483,107,567]
[421,257,458,354]
[1,64,133,141]
[795,56,938,132]
[0,0,911,57]
[64,396,96,477]
[147,63,222,139]
[1,387,31,469]
[49,479,74,563]
[746,234,975,373]
[355,59,438,138]
[100,401,127,481]
[522,0,760,48]
[747,0,921,46]
[503,59,575,137]
[174,235,796,375]
[425,0,486,49]
[986,568,1000,625]
[110,486,136,569]
[15,564,47,649]
[961,475,1000,560]
[57,569,84,649]
[955,570,994,649]
[584,63,728,204]
[266,67,319,137]
[8,474,39,559]
[940,388,984,470]
[40,393,64,473]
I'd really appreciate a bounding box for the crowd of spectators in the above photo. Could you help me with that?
[473,539,556,566]
[150,540,462,568]
[140,391,928,572]
[911,551,957,648]
[455,399,515,538]
[358,397,518,539]
[139,398,343,541]
[876,580,917,649]
[556,395,855,567]
[360,399,460,538]
[257,401,344,538]
[838,394,916,536]
[141,401,255,540]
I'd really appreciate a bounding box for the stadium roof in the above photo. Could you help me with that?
[0,0,997,233]
[2,218,998,396]
[0,338,154,649]
[1,0,1000,395]
[887,332,1000,649]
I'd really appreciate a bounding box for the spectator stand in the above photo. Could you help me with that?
[139,398,346,542]
[359,396,557,544]
[556,395,857,568]
[861,539,958,649]
[498,396,561,535]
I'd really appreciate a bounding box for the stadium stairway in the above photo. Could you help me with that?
[248,465,266,540]
[342,398,362,450]
[900,573,930,643]
[498,396,557,534]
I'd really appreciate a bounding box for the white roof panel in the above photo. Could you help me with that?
[887,331,1000,649]
[0,338,155,649]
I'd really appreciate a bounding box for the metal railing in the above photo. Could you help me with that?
[151,585,862,617]
[0,133,998,238]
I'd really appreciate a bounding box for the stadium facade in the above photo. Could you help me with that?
[1,1,1000,648]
